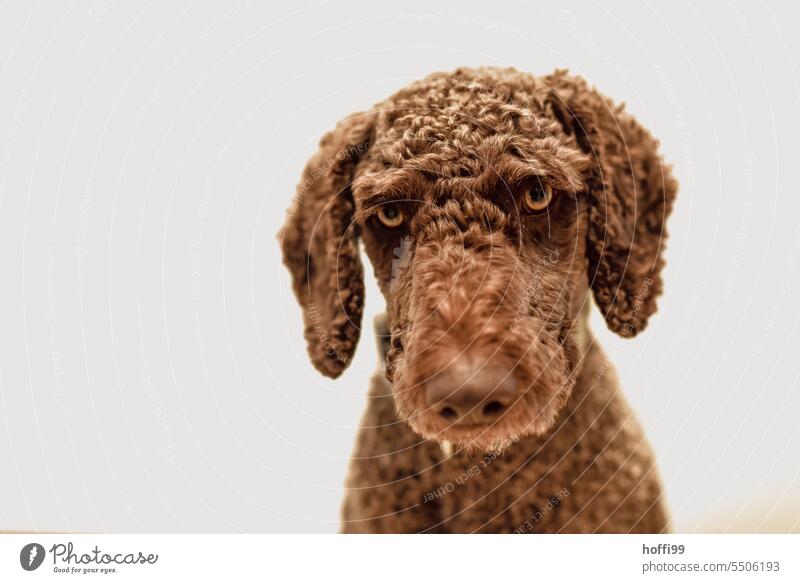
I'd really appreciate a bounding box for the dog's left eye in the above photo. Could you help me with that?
[376,204,405,229]
[523,183,553,213]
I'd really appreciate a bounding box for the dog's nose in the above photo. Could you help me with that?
[424,357,517,425]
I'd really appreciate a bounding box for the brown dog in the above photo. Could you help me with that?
[280,67,676,533]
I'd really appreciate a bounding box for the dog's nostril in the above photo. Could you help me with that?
[439,406,458,420]
[482,400,506,417]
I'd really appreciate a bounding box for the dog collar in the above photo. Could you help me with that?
[374,313,391,364]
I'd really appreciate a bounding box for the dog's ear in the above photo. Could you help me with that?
[545,72,677,337]
[279,112,373,377]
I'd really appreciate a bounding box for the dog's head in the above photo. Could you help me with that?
[280,68,676,452]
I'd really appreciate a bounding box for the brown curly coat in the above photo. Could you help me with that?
[280,67,676,533]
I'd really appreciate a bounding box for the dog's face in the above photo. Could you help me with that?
[354,137,590,451]
[280,68,676,452]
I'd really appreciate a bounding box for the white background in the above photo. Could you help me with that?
[0,0,799,532]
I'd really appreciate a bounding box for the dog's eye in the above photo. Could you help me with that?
[376,204,405,229]
[523,183,553,213]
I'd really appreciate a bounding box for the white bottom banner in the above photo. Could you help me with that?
[1,534,797,582]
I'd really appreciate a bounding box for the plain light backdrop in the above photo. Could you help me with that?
[0,0,798,532]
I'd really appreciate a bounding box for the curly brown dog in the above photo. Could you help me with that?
[280,66,677,533]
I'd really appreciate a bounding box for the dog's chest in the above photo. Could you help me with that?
[428,440,574,533]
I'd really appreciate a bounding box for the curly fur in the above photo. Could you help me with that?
[279,66,677,533]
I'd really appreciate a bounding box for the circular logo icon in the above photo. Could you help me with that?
[20,543,46,571]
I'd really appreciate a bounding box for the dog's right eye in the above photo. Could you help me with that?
[376,204,405,229]
[523,182,553,213]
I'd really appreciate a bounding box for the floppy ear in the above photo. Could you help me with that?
[545,72,678,337]
[279,112,373,377]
